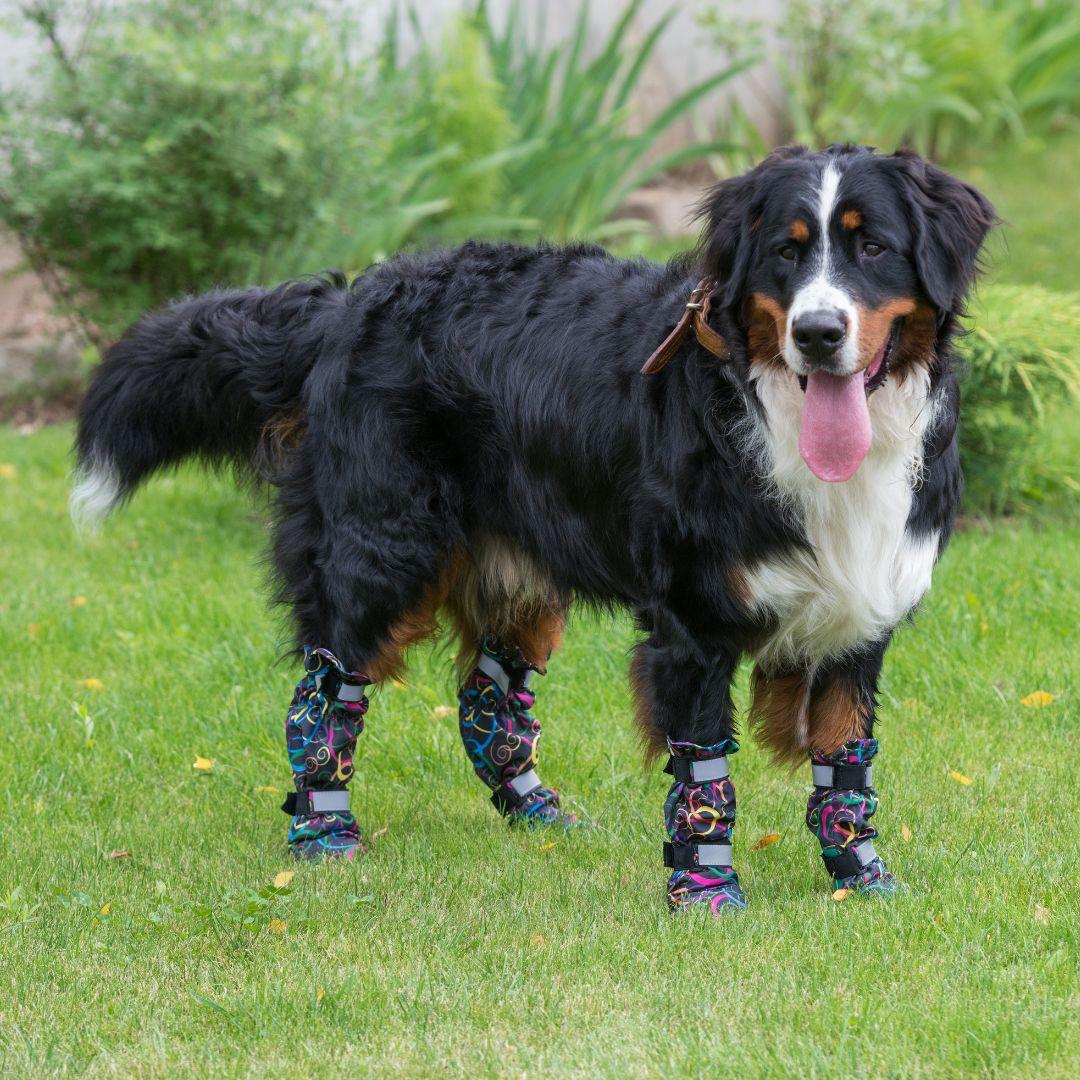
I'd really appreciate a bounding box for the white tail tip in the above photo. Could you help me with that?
[70,459,121,534]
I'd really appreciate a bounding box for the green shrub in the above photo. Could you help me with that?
[0,0,371,341]
[480,0,750,240]
[957,283,1080,516]
[698,0,1080,159]
[0,0,749,342]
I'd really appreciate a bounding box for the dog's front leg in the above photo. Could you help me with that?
[632,636,746,914]
[804,642,900,895]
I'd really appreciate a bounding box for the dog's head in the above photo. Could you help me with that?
[696,144,995,481]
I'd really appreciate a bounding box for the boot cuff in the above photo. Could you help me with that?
[810,737,878,767]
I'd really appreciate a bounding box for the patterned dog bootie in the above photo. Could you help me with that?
[282,646,373,860]
[806,737,898,894]
[457,638,578,827]
[663,738,746,914]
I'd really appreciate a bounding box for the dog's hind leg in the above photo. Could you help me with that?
[270,427,466,859]
[631,633,747,914]
[447,542,580,827]
[803,641,900,895]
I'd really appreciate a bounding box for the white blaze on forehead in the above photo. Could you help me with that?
[784,161,861,375]
[816,161,842,238]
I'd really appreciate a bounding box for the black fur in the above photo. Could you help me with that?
[74,146,993,752]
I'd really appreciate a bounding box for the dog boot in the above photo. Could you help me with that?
[282,646,373,860]
[664,738,746,914]
[457,638,578,827]
[806,737,898,894]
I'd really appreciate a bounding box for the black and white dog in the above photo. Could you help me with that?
[73,145,994,909]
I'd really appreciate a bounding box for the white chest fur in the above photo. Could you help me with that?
[744,367,940,673]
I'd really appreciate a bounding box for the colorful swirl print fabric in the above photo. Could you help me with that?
[457,638,578,827]
[806,737,897,893]
[665,737,746,913]
[285,646,371,860]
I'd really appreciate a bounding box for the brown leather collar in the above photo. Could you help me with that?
[640,278,730,376]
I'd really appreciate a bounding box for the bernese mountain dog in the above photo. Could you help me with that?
[72,144,995,911]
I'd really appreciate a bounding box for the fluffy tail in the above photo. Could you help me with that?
[71,273,346,528]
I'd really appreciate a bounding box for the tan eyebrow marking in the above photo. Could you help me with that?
[841,209,863,230]
[790,218,810,243]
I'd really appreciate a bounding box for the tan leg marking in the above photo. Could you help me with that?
[748,667,812,763]
[447,535,567,678]
[629,646,667,763]
[808,680,869,755]
[365,553,465,683]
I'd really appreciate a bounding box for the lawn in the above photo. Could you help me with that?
[0,424,1076,1077]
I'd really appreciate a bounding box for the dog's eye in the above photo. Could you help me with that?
[861,241,887,258]
[778,245,797,262]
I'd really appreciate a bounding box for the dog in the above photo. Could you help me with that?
[72,144,995,911]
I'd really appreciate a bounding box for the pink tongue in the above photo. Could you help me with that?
[799,370,872,482]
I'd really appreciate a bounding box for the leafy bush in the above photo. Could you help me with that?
[0,0,369,342]
[957,283,1080,516]
[698,0,1080,158]
[480,0,749,240]
[0,0,748,341]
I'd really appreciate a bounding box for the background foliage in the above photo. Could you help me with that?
[699,0,1080,159]
[957,284,1079,516]
[0,0,1077,518]
[0,0,743,340]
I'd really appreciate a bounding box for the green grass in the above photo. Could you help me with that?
[958,135,1080,293]
[1,425,1077,1077]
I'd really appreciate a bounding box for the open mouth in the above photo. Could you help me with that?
[797,317,903,396]
[863,316,903,393]
[796,318,905,483]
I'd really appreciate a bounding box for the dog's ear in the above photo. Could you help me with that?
[695,145,809,311]
[889,150,997,316]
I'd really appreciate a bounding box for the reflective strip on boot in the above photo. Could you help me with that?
[477,652,532,696]
[666,754,730,784]
[282,790,350,816]
[491,768,544,814]
[664,841,734,869]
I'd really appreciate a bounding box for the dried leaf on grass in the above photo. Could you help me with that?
[1020,690,1055,708]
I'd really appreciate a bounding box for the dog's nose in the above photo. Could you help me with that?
[792,309,848,366]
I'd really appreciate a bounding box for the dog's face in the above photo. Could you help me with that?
[697,145,994,480]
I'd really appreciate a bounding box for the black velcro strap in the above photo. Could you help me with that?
[491,787,522,815]
[282,792,299,815]
[663,841,692,869]
[821,847,861,880]
[316,669,344,701]
[832,763,872,790]
[663,841,734,870]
